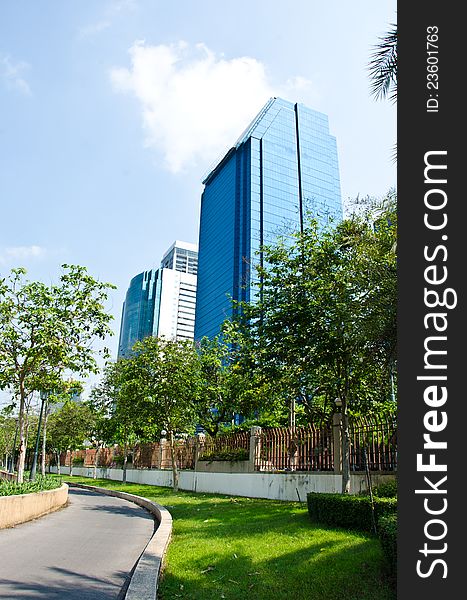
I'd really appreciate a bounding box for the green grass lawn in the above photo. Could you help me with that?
[62,475,395,600]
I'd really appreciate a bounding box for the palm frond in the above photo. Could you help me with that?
[368,24,397,103]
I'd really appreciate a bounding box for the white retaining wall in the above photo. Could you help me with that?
[51,466,395,501]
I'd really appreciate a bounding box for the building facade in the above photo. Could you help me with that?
[194,97,343,340]
[153,242,198,342]
[117,270,157,358]
[118,241,198,357]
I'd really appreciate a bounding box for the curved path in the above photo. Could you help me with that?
[0,486,155,599]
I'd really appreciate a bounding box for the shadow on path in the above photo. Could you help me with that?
[0,487,154,599]
[0,566,130,600]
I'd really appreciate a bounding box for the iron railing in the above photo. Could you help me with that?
[255,425,334,472]
[51,415,397,473]
[198,431,250,460]
[348,415,397,471]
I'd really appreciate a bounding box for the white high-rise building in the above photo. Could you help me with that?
[153,241,198,341]
[118,241,198,357]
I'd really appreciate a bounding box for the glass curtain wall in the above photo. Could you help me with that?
[194,97,342,340]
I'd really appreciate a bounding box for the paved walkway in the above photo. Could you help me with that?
[0,486,155,599]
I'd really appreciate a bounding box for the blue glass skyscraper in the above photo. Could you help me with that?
[118,241,198,357]
[118,269,158,358]
[194,97,342,340]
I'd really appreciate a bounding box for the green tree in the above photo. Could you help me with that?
[0,265,115,482]
[83,393,110,478]
[47,400,95,475]
[40,380,84,476]
[89,359,143,483]
[236,194,397,492]
[128,336,201,491]
[0,409,17,470]
[195,333,275,436]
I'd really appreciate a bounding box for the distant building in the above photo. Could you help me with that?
[153,242,198,341]
[117,270,157,358]
[194,97,343,340]
[117,241,198,357]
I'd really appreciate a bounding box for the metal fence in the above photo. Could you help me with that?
[349,415,397,471]
[84,448,96,466]
[96,447,114,467]
[173,438,196,470]
[50,414,397,474]
[133,443,163,469]
[198,431,250,460]
[133,439,196,470]
[254,425,334,472]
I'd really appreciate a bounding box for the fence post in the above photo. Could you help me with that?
[333,413,342,473]
[249,426,262,473]
[194,433,205,472]
[160,437,169,469]
[159,439,164,469]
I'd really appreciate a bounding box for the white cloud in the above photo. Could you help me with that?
[0,245,46,265]
[0,54,31,95]
[110,41,312,173]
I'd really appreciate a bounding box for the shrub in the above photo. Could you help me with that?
[72,457,84,466]
[357,479,397,499]
[378,513,397,580]
[198,448,249,462]
[307,492,397,532]
[0,475,62,496]
[372,479,397,498]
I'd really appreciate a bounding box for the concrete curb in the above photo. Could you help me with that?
[69,483,172,600]
[0,483,69,529]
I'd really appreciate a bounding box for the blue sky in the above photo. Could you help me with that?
[0,1,396,400]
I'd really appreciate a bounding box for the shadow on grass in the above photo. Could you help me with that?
[159,538,394,600]
[63,477,395,600]
[165,498,367,542]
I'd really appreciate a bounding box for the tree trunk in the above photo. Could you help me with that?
[41,405,49,476]
[69,451,73,477]
[56,451,61,475]
[94,444,100,479]
[289,396,296,429]
[16,387,27,483]
[122,443,128,483]
[341,405,350,494]
[24,414,31,471]
[169,431,179,492]
[390,363,396,403]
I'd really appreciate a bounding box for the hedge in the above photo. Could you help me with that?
[307,492,397,532]
[378,513,397,579]
[198,448,249,462]
[372,479,397,498]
